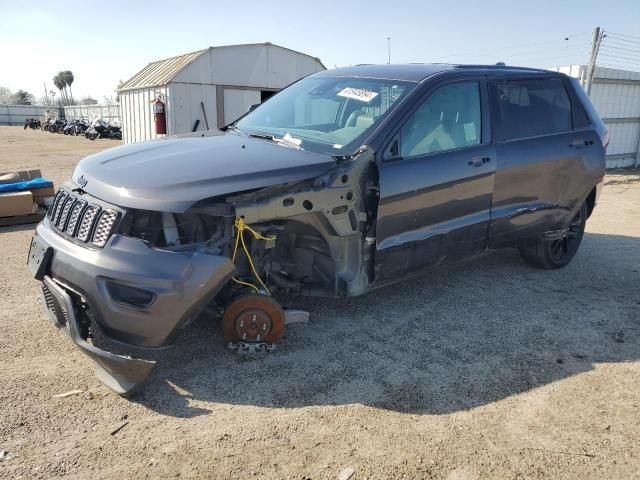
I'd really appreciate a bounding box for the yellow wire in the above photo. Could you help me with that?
[232,277,260,293]
[230,217,276,295]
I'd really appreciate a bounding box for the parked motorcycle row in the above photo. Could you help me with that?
[28,117,122,140]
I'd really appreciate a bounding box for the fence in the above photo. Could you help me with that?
[551,65,640,168]
[63,104,120,124]
[0,104,121,126]
[0,105,62,125]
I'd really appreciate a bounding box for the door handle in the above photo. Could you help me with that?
[469,156,490,167]
[569,139,591,149]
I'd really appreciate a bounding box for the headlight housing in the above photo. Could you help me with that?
[118,208,228,250]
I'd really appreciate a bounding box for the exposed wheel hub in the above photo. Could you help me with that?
[223,295,285,346]
[234,309,272,342]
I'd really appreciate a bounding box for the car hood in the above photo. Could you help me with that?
[72,130,336,212]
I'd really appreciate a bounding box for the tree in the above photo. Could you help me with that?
[115,79,124,102]
[12,90,35,105]
[53,70,75,105]
[80,96,98,105]
[62,70,74,104]
[53,73,67,105]
[0,86,13,104]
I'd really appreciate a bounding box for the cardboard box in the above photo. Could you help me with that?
[31,186,56,207]
[0,169,42,183]
[0,191,36,217]
[0,169,55,207]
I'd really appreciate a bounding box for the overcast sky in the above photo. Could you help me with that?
[1,0,639,101]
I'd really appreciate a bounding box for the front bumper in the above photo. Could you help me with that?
[33,218,235,394]
[41,276,155,395]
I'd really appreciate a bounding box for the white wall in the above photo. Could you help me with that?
[120,85,168,144]
[63,104,120,124]
[0,105,61,125]
[169,83,217,133]
[122,43,325,143]
[223,88,260,125]
[551,65,640,168]
[172,44,325,89]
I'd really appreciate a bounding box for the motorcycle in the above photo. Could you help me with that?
[23,118,41,130]
[63,119,89,136]
[47,119,65,134]
[87,118,122,140]
[56,119,68,134]
[63,121,75,135]
[74,119,89,136]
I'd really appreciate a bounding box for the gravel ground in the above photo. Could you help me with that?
[0,126,639,479]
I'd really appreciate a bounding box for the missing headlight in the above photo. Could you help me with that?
[118,209,226,249]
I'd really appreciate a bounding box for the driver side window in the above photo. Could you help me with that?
[394,82,481,159]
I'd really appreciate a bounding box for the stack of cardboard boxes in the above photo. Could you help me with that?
[0,170,55,226]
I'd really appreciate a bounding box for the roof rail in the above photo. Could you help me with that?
[453,64,548,72]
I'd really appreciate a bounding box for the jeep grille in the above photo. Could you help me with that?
[47,189,119,248]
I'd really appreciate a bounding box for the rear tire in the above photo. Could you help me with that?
[519,202,587,269]
[88,132,98,140]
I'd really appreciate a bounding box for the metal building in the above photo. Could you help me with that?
[118,43,325,144]
[551,65,640,168]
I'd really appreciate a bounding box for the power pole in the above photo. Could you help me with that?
[585,27,604,94]
[387,37,391,64]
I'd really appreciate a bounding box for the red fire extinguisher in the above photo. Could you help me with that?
[153,98,166,135]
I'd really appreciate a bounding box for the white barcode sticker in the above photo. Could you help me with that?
[337,87,379,103]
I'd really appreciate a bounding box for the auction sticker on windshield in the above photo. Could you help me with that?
[337,87,379,103]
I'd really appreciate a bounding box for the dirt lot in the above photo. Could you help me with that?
[0,125,638,479]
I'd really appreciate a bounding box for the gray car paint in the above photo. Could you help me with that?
[42,275,155,395]
[36,212,236,348]
[31,64,607,395]
[73,129,337,213]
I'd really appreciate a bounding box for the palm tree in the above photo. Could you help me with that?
[53,74,66,105]
[62,71,74,104]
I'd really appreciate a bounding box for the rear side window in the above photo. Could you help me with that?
[490,78,572,141]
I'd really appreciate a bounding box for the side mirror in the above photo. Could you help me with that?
[248,103,260,112]
[382,137,402,162]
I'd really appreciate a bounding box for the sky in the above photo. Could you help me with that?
[1,0,639,101]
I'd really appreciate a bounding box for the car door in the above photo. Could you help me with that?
[374,79,496,282]
[486,76,604,248]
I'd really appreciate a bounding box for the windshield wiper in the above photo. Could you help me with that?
[249,132,302,150]
[224,123,244,134]
[249,133,275,141]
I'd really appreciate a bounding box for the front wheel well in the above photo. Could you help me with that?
[585,186,597,218]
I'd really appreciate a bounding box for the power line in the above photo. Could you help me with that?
[431,33,591,62]
[603,38,640,49]
[439,44,591,62]
[605,35,640,46]
[599,54,640,65]
[600,43,640,54]
[435,44,591,65]
[606,31,640,42]
[600,52,640,63]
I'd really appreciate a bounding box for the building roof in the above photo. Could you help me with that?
[119,43,325,92]
[119,49,207,91]
[315,63,551,82]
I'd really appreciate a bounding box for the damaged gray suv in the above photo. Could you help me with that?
[29,64,607,394]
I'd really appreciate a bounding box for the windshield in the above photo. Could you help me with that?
[234,75,416,155]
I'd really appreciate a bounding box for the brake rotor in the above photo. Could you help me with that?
[222,294,285,344]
